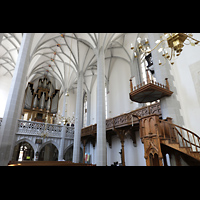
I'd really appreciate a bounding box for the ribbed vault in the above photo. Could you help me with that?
[0,33,142,98]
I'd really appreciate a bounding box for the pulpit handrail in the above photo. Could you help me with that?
[159,119,200,151]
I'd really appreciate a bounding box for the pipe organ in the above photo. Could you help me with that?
[23,77,59,123]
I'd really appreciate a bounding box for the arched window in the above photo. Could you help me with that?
[138,40,159,106]
[83,94,87,127]
[139,51,156,86]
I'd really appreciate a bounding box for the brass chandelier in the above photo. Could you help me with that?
[131,33,200,66]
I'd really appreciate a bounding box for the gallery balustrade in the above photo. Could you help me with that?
[0,118,74,139]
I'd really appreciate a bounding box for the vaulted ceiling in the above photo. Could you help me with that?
[0,33,22,77]
[0,33,144,98]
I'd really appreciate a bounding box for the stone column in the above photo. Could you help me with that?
[96,47,107,166]
[148,33,184,126]
[0,33,3,44]
[34,151,39,161]
[0,33,34,166]
[58,94,67,161]
[86,90,91,126]
[72,71,83,163]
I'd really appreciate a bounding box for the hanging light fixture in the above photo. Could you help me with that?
[65,91,69,96]
[131,33,200,66]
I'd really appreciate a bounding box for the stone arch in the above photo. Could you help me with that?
[63,144,83,162]
[63,143,73,156]
[15,138,37,153]
[13,139,36,161]
[63,144,74,161]
[38,140,59,161]
[38,140,60,153]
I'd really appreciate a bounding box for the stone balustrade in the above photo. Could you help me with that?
[0,118,74,139]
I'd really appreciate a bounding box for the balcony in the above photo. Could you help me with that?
[0,118,74,139]
[129,71,173,103]
[81,102,161,140]
[17,120,74,138]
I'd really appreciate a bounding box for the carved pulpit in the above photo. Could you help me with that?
[129,70,173,103]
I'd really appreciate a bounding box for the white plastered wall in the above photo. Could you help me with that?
[85,131,146,166]
[57,90,77,120]
[0,74,12,118]
[107,58,139,119]
[170,33,200,135]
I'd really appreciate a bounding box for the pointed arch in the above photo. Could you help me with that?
[38,140,60,153]
[15,138,37,153]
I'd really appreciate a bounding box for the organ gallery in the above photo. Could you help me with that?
[23,76,59,123]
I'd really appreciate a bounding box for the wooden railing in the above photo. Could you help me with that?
[82,124,96,137]
[140,114,200,165]
[159,119,200,153]
[130,69,171,93]
[82,102,161,137]
[130,78,170,93]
